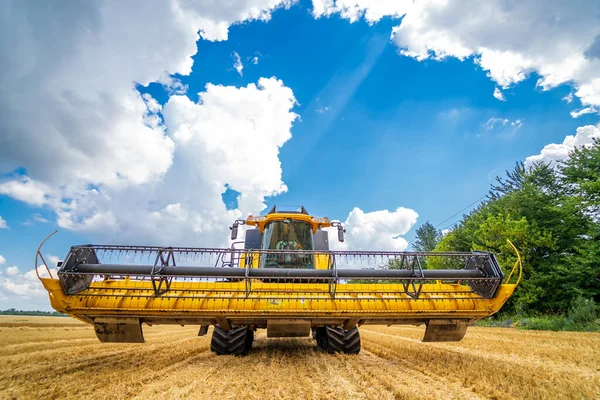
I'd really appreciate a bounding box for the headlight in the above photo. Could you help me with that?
[248,216,267,222]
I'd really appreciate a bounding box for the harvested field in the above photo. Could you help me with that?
[0,316,599,400]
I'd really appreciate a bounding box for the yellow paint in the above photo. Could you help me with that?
[245,212,331,233]
[40,278,517,322]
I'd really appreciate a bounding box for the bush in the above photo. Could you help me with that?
[473,308,600,332]
[517,316,570,331]
[568,296,597,325]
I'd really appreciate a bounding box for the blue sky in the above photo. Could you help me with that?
[1,0,599,309]
[145,3,596,230]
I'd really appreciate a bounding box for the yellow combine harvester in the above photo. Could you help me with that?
[37,206,521,355]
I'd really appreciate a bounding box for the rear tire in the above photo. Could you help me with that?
[210,325,253,356]
[315,325,360,354]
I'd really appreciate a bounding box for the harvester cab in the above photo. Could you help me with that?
[231,205,342,270]
[36,206,522,356]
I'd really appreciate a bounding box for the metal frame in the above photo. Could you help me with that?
[151,248,175,296]
[56,244,504,300]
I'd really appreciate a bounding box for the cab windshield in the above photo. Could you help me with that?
[261,220,314,268]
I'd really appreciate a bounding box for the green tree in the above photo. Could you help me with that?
[560,138,600,303]
[434,149,599,314]
[412,221,441,252]
[561,137,600,215]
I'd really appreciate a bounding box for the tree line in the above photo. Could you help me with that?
[414,138,600,316]
[0,309,66,316]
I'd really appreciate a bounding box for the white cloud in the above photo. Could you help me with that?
[0,2,300,249]
[315,106,331,113]
[142,93,162,114]
[252,56,260,65]
[184,0,295,42]
[0,253,55,299]
[389,1,600,108]
[483,117,522,133]
[161,77,298,223]
[493,87,506,101]
[0,0,294,196]
[33,213,49,224]
[157,73,189,95]
[570,107,598,118]
[25,77,299,246]
[45,255,61,269]
[0,177,52,206]
[0,280,45,297]
[233,51,244,75]
[525,124,600,167]
[24,266,58,281]
[0,216,7,229]
[312,0,410,24]
[0,265,55,298]
[312,1,600,107]
[328,207,419,251]
[563,92,574,104]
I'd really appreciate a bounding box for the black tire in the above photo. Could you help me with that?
[316,326,360,354]
[210,325,253,356]
[315,327,327,350]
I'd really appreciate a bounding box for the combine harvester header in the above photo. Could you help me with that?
[36,206,522,355]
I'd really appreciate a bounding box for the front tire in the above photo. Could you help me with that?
[315,325,360,354]
[210,325,253,356]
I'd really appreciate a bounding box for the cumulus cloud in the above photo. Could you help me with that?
[525,124,600,167]
[389,1,600,107]
[313,1,600,107]
[0,265,56,298]
[158,74,189,95]
[0,2,299,247]
[312,0,410,24]
[45,255,61,269]
[0,280,46,298]
[328,207,419,251]
[493,87,506,101]
[142,93,162,114]
[233,51,244,75]
[0,252,56,299]
[570,107,599,118]
[563,92,574,104]
[161,77,298,223]
[0,177,52,207]
[0,0,294,193]
[0,216,7,229]
[31,77,298,246]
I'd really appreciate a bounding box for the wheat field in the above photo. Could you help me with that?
[0,316,598,400]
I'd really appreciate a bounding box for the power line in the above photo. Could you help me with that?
[435,194,488,229]
[434,153,557,230]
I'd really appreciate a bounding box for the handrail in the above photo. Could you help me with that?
[34,230,58,281]
[504,239,523,286]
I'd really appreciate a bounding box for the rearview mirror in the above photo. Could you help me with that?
[230,224,238,240]
[332,222,345,243]
[338,226,345,242]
